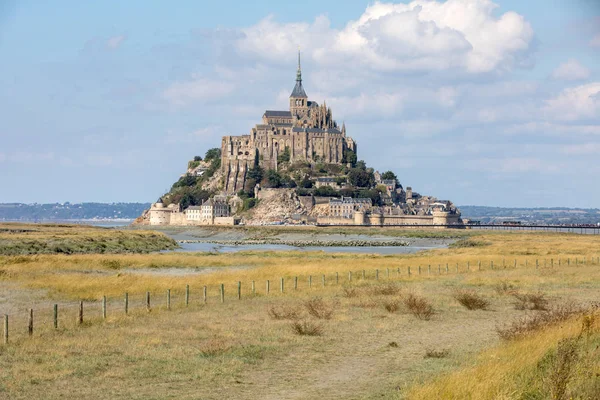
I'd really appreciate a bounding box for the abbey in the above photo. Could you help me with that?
[221,53,357,193]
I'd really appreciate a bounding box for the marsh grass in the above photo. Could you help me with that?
[403,293,434,320]
[497,303,584,340]
[290,320,323,336]
[512,291,549,311]
[304,297,334,319]
[424,348,450,359]
[267,304,302,320]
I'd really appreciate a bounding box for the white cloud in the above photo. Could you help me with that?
[106,35,126,50]
[236,0,534,74]
[544,82,600,121]
[590,33,600,48]
[163,77,235,106]
[562,143,600,155]
[551,59,591,81]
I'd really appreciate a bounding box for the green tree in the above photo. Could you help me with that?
[381,171,398,182]
[278,146,291,163]
[356,160,367,171]
[193,155,202,162]
[348,168,375,188]
[204,148,221,161]
[341,149,357,168]
[248,165,264,183]
[315,186,340,197]
[264,169,282,188]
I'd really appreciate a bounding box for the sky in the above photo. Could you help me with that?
[0,0,599,207]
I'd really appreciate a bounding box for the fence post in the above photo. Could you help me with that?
[348,271,352,282]
[280,278,284,293]
[125,293,129,315]
[266,280,270,294]
[418,266,421,275]
[456,263,459,274]
[238,281,242,300]
[102,296,107,319]
[308,276,312,288]
[514,259,517,268]
[322,275,325,288]
[220,284,225,303]
[203,286,207,304]
[146,291,151,312]
[478,261,481,271]
[54,304,58,329]
[438,264,441,274]
[294,277,298,290]
[408,266,411,276]
[467,261,470,272]
[167,290,171,310]
[446,263,449,273]
[551,258,554,267]
[536,259,539,269]
[185,285,190,307]
[252,281,256,295]
[28,309,33,336]
[3,315,7,345]
[428,265,431,275]
[336,272,339,285]
[362,270,366,280]
[376,269,379,280]
[79,301,84,324]
[386,268,390,279]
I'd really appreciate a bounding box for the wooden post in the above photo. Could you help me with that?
[386,268,390,279]
[348,271,352,282]
[294,277,298,290]
[53,304,58,329]
[280,278,284,293]
[456,263,459,273]
[536,259,539,269]
[568,258,570,266]
[220,284,225,303]
[238,281,242,300]
[252,281,256,294]
[336,272,339,285]
[146,291,151,312]
[397,267,400,276]
[478,261,481,271]
[418,266,421,275]
[79,301,84,324]
[185,285,190,306]
[467,261,470,272]
[102,296,107,319]
[551,258,554,267]
[446,263,449,273]
[203,286,207,304]
[125,293,129,315]
[167,290,171,310]
[514,259,517,268]
[3,315,7,345]
[408,266,411,276]
[308,276,312,288]
[28,309,33,336]
[376,269,379,280]
[428,265,431,275]
[438,264,441,274]
[362,270,366,280]
[266,280,270,294]
[322,275,325,288]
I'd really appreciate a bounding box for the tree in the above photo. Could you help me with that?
[204,148,221,162]
[315,186,340,197]
[193,155,202,162]
[300,176,314,188]
[278,146,291,163]
[264,169,282,188]
[248,165,264,183]
[381,171,398,182]
[356,160,367,171]
[348,168,375,188]
[341,149,357,168]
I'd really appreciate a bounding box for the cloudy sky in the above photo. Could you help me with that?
[1,0,599,207]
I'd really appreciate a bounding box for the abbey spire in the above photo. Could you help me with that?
[290,50,307,99]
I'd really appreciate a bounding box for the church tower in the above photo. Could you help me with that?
[289,51,308,119]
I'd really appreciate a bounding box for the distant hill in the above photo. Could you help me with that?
[459,206,600,225]
[0,203,151,221]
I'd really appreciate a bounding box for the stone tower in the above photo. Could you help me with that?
[289,51,308,119]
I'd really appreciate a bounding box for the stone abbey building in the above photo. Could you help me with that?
[221,53,357,193]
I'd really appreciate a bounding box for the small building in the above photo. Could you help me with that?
[315,177,342,189]
[329,197,372,218]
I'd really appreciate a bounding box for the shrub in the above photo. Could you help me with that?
[512,291,549,311]
[267,305,301,320]
[290,320,323,336]
[198,338,231,357]
[304,298,334,320]
[453,290,490,310]
[383,299,400,313]
[341,286,358,298]
[424,348,450,359]
[497,303,583,340]
[369,283,401,296]
[548,338,580,400]
[494,280,518,295]
[404,293,434,320]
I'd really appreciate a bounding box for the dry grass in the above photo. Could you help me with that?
[494,279,518,295]
[403,293,434,320]
[424,348,450,359]
[383,299,401,313]
[497,303,584,340]
[453,289,490,310]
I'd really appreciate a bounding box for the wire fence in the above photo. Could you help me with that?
[2,255,599,345]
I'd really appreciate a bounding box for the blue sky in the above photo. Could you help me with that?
[1,0,599,207]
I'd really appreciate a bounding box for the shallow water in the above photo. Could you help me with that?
[170,241,444,255]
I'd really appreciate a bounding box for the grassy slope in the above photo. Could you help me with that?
[0,230,599,399]
[0,223,178,255]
